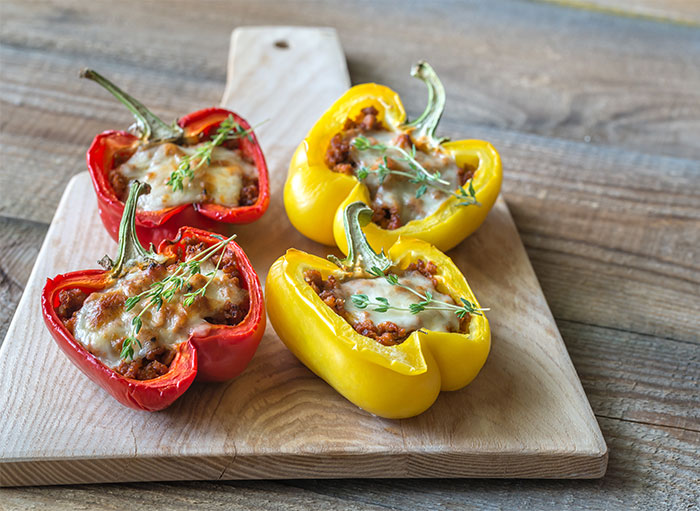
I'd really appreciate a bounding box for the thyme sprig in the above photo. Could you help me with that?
[353,134,449,185]
[352,134,479,206]
[120,336,142,360]
[350,266,488,320]
[167,116,259,192]
[120,234,236,360]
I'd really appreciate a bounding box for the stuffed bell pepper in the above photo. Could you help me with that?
[41,181,265,411]
[266,201,490,419]
[284,61,501,254]
[83,69,269,246]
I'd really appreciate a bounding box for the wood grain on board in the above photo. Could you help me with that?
[0,0,698,508]
[0,27,606,486]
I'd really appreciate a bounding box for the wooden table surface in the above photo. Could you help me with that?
[1,1,698,509]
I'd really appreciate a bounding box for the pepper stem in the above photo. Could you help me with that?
[328,202,392,274]
[404,61,446,142]
[99,181,164,277]
[80,68,183,143]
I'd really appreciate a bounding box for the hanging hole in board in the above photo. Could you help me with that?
[274,40,289,49]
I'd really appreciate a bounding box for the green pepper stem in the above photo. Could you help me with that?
[100,181,164,277]
[328,202,392,274]
[80,68,183,143]
[405,61,446,142]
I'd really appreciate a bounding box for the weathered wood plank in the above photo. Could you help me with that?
[0,481,390,511]
[447,124,700,345]
[283,418,699,511]
[1,417,697,510]
[560,320,700,432]
[543,0,700,25]
[0,216,47,341]
[1,0,699,221]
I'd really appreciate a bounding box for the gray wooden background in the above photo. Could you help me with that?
[1,0,698,509]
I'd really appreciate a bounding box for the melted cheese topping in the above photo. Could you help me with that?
[338,271,459,333]
[117,142,258,211]
[73,260,247,368]
[350,130,462,224]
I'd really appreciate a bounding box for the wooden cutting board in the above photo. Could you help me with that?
[0,27,607,486]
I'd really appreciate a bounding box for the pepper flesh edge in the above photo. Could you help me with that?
[265,237,490,419]
[40,227,266,411]
[87,108,270,247]
[284,82,502,252]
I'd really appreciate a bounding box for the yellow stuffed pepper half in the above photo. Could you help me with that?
[266,202,490,419]
[284,60,502,254]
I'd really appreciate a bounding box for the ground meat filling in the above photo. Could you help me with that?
[56,289,88,334]
[371,204,401,231]
[109,135,259,208]
[55,238,250,381]
[115,338,176,380]
[405,259,440,286]
[304,270,345,316]
[239,174,259,206]
[325,106,384,174]
[217,137,260,207]
[304,259,468,347]
[325,107,477,230]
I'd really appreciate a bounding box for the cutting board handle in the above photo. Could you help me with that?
[221,26,350,152]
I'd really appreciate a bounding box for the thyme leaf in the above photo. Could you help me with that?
[352,135,387,152]
[351,293,370,309]
[352,134,480,204]
[120,336,142,361]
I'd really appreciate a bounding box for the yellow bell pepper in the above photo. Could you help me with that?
[266,202,490,419]
[284,61,502,253]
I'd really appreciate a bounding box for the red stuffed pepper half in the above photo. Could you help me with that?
[41,181,266,411]
[83,69,270,246]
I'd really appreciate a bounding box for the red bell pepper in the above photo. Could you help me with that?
[82,69,270,246]
[41,181,266,411]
